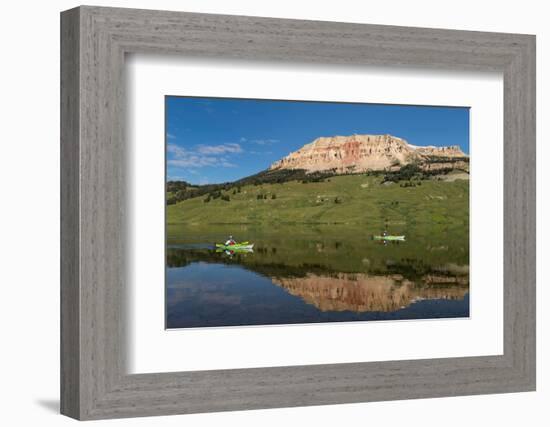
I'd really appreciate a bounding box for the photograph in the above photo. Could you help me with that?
[165,97,470,329]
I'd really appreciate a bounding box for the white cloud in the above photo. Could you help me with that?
[167,143,186,156]
[168,157,219,168]
[167,143,239,169]
[196,143,243,154]
[220,161,237,168]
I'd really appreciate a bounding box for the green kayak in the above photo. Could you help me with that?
[373,235,405,241]
[215,241,254,250]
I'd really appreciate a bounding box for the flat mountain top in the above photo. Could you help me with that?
[270,134,467,174]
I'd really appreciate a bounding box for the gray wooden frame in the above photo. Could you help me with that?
[61,5,536,420]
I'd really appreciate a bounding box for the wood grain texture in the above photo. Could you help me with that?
[60,5,536,420]
[60,7,80,419]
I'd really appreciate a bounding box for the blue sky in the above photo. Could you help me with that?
[166,96,469,185]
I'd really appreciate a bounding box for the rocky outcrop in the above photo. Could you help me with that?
[269,134,467,174]
[420,160,470,172]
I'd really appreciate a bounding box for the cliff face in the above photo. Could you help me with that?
[269,134,467,174]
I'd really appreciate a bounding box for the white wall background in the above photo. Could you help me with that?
[0,0,546,425]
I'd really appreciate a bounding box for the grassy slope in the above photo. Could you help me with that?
[167,174,469,228]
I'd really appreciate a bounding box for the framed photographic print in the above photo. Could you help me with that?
[61,6,536,420]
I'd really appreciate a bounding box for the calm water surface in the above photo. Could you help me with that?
[166,224,469,328]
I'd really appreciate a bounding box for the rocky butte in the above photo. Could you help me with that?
[269,134,468,174]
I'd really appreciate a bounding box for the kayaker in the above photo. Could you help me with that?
[225,235,236,246]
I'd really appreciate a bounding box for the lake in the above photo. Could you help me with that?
[166,223,469,329]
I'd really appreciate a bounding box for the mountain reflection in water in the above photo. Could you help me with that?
[272,272,468,313]
[166,225,469,328]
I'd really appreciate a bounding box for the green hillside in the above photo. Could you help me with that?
[167,173,469,229]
